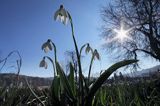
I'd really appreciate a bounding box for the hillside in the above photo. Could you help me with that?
[0,65,160,88]
[128,65,160,77]
[0,73,52,88]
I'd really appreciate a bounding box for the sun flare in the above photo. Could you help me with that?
[114,27,129,42]
[113,25,131,43]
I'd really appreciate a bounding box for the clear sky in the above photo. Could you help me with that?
[0,0,159,77]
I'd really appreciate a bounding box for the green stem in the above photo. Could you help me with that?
[68,13,84,106]
[88,55,94,85]
[44,56,56,77]
[51,41,58,76]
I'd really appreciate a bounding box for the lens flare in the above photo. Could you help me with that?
[114,27,130,42]
[103,24,133,45]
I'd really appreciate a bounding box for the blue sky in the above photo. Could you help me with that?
[0,0,159,77]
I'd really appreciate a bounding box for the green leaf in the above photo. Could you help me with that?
[51,75,60,100]
[68,63,76,96]
[56,62,75,101]
[85,59,138,106]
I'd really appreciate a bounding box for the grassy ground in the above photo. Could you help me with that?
[0,76,160,106]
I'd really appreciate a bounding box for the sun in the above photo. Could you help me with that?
[104,24,133,44]
[114,28,128,41]
[114,27,130,42]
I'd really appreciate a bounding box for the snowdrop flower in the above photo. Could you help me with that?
[93,49,100,60]
[41,39,52,53]
[85,44,92,54]
[54,5,69,25]
[39,58,48,69]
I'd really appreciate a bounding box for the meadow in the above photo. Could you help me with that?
[0,74,160,106]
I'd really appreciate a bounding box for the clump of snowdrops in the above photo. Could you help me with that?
[38,5,137,106]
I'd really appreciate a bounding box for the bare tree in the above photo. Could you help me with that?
[101,0,160,62]
[65,50,78,81]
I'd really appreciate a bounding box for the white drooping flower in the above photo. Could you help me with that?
[93,49,100,60]
[39,58,48,69]
[41,39,52,53]
[54,5,69,25]
[85,44,92,54]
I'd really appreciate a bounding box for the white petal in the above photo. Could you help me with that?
[47,42,52,51]
[39,60,45,67]
[63,9,69,18]
[44,46,49,53]
[60,16,65,22]
[56,15,60,21]
[41,42,47,50]
[65,18,69,25]
[94,50,100,60]
[85,45,91,54]
[63,17,67,25]
[54,10,60,20]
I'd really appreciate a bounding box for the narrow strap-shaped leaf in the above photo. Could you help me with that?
[85,59,138,106]
[56,62,75,101]
[68,63,76,96]
[51,75,60,100]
